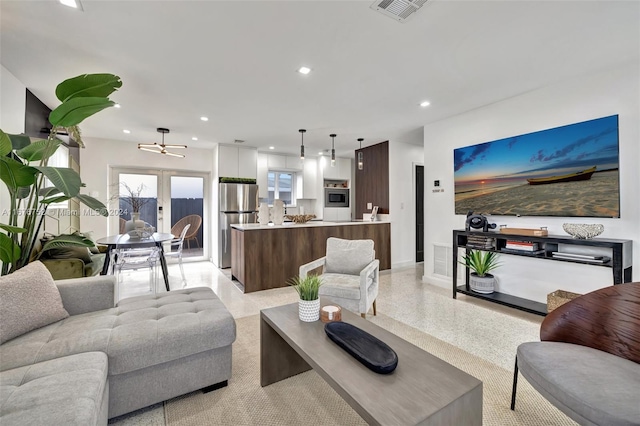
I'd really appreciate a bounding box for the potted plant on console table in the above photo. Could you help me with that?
[459,250,501,294]
[289,274,323,322]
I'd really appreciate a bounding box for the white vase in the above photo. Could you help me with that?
[124,212,145,233]
[258,203,270,225]
[298,299,320,322]
[272,199,285,225]
[469,273,496,294]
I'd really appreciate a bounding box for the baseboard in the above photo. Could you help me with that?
[422,274,452,290]
[391,260,417,269]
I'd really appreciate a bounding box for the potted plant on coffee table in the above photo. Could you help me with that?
[288,274,323,322]
[459,250,501,294]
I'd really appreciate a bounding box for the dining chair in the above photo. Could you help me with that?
[299,237,379,318]
[110,245,161,302]
[163,223,191,286]
[171,215,202,249]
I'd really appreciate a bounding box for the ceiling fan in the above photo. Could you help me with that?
[138,128,187,158]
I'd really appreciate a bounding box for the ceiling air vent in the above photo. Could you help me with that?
[234,139,245,144]
[370,0,428,23]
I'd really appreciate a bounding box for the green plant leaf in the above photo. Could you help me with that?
[39,233,94,254]
[49,97,115,127]
[75,193,109,216]
[0,156,38,191]
[0,224,26,233]
[15,139,60,162]
[8,133,31,150]
[288,274,323,301]
[16,186,31,199]
[39,187,62,198]
[41,195,71,205]
[55,74,122,102]
[0,129,12,156]
[0,233,21,265]
[34,166,81,197]
[459,250,501,277]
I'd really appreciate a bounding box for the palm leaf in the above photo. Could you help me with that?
[7,133,31,150]
[34,166,82,197]
[39,233,95,254]
[0,130,12,156]
[49,97,115,127]
[0,233,21,265]
[41,195,71,205]
[0,157,37,191]
[15,138,60,162]
[0,224,26,233]
[75,193,109,216]
[39,187,62,198]
[55,74,122,102]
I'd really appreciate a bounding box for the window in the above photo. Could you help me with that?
[45,144,70,209]
[266,171,295,206]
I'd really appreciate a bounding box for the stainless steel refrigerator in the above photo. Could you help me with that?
[219,183,258,268]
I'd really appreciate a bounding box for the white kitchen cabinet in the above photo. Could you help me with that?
[257,153,268,198]
[267,154,286,169]
[323,207,351,222]
[217,145,257,179]
[285,155,303,171]
[238,147,257,179]
[322,157,351,181]
[300,157,317,199]
[218,145,239,178]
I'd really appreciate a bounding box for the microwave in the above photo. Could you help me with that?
[324,188,349,208]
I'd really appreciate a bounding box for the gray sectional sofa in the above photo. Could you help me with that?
[0,262,236,425]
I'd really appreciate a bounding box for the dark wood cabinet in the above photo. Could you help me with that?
[452,230,633,316]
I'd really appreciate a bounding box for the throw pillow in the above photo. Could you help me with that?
[43,246,94,264]
[0,261,70,344]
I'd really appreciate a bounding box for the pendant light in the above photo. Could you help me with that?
[138,128,187,158]
[299,129,306,160]
[357,138,364,170]
[330,134,336,167]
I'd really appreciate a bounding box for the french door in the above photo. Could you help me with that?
[110,168,209,261]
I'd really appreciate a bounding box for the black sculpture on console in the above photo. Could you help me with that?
[465,211,497,232]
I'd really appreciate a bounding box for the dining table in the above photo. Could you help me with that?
[96,232,174,291]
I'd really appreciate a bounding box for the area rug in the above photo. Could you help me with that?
[163,314,576,425]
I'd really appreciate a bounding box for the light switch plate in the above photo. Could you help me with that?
[367,202,372,209]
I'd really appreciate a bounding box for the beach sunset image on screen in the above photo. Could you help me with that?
[454,115,620,218]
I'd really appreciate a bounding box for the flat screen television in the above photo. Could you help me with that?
[454,115,620,218]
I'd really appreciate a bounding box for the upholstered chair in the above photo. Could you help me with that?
[299,237,379,318]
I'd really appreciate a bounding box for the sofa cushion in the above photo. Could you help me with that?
[324,238,374,275]
[42,245,93,264]
[517,341,640,426]
[0,287,236,375]
[0,261,69,344]
[318,273,374,300]
[0,352,108,426]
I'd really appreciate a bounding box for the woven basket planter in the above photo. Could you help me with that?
[547,290,582,313]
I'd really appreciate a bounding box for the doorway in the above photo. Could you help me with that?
[110,168,209,261]
[415,165,424,262]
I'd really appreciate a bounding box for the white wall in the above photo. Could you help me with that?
[389,137,424,267]
[80,137,215,246]
[423,63,640,303]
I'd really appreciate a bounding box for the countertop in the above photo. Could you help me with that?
[231,220,389,231]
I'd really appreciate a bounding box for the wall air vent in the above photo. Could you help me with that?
[234,139,245,144]
[370,0,428,23]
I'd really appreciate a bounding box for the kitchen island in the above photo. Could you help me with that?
[231,221,391,293]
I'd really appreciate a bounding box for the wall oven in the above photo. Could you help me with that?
[324,188,349,207]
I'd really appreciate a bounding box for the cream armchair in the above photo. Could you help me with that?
[299,237,379,318]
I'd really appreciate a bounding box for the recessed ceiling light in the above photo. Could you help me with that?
[114,103,121,108]
[269,146,275,150]
[318,152,323,155]
[123,129,131,134]
[200,116,209,122]
[192,137,198,141]
[298,66,311,75]
[59,0,81,9]
[420,101,431,107]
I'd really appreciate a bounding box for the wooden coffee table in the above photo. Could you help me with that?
[260,303,482,425]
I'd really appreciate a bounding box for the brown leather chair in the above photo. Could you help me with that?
[171,215,202,249]
[511,282,640,425]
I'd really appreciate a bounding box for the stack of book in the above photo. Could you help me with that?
[501,240,545,255]
[551,252,611,263]
[465,235,495,249]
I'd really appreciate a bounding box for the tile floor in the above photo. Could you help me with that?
[117,260,543,370]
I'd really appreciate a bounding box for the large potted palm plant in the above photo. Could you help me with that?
[459,250,501,294]
[0,73,122,275]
